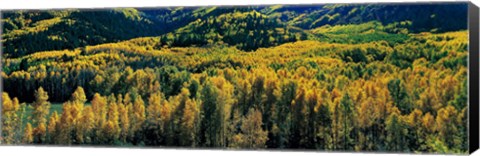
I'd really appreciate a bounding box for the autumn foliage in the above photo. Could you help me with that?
[1,5,469,154]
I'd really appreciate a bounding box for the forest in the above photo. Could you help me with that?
[1,3,469,154]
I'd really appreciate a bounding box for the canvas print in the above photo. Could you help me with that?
[0,3,471,154]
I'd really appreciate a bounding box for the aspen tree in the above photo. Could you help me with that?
[2,92,21,144]
[23,123,34,144]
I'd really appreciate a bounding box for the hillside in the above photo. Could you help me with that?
[1,3,468,58]
[1,9,163,58]
[157,11,302,51]
[262,3,468,32]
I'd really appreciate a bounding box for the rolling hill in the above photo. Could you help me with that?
[1,3,468,58]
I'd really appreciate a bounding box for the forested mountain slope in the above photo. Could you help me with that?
[1,3,467,58]
[262,3,467,32]
[1,9,162,58]
[157,11,302,51]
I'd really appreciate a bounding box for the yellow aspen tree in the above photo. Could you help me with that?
[228,108,243,148]
[372,83,389,135]
[124,103,134,141]
[106,95,120,142]
[179,98,199,146]
[117,94,123,107]
[439,75,458,105]
[71,87,87,104]
[170,88,190,143]
[78,106,95,144]
[32,87,50,126]
[147,92,165,126]
[58,102,74,145]
[70,88,86,144]
[406,109,423,127]
[123,93,132,105]
[33,123,47,144]
[32,87,50,143]
[357,98,375,127]
[422,112,435,133]
[2,92,21,144]
[417,87,441,115]
[435,105,459,149]
[23,123,34,144]
[130,96,145,141]
[72,101,85,135]
[355,95,377,151]
[211,76,235,147]
[118,102,130,143]
[47,111,60,144]
[145,91,171,145]
[232,108,268,149]
[91,93,108,137]
[264,75,280,121]
[406,109,425,151]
